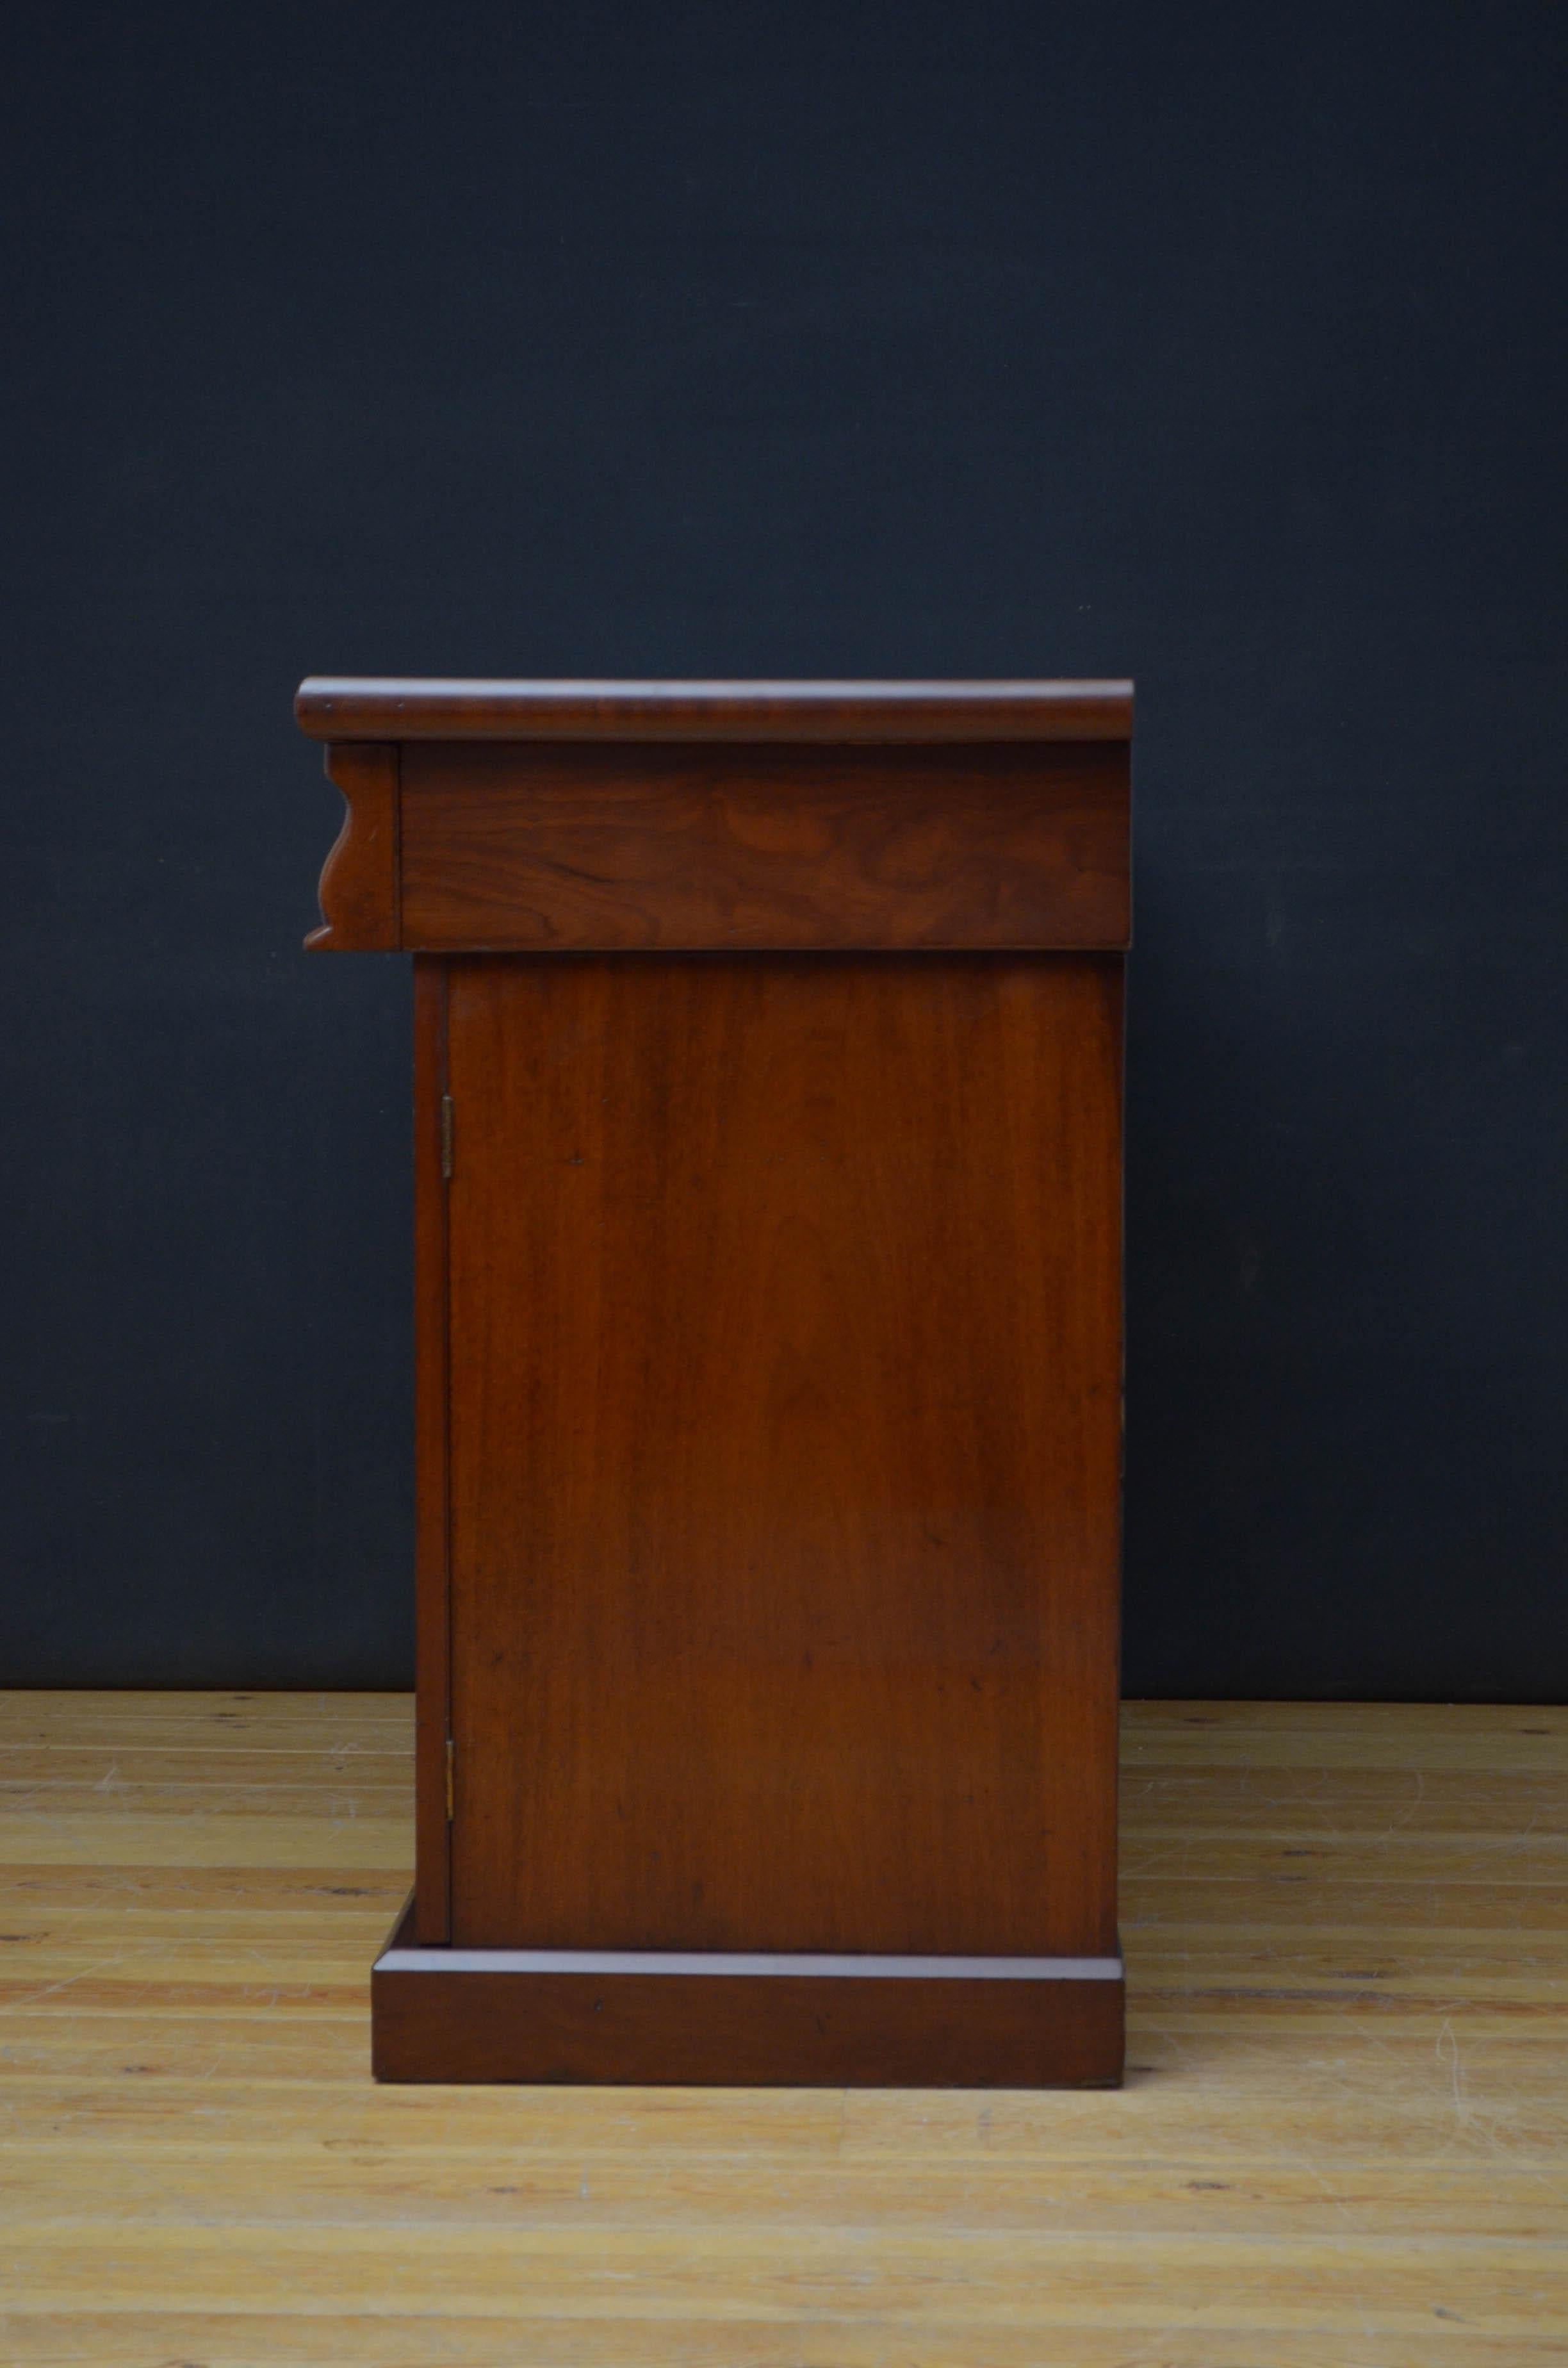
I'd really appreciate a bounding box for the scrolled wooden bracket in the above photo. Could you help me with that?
[305,743,401,951]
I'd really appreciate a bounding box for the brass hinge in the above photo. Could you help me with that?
[439,1094,455,1181]
[445,1736,455,1820]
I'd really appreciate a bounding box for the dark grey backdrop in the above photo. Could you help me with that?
[3,3,1565,1695]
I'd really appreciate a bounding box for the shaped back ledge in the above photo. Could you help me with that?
[306,744,401,951]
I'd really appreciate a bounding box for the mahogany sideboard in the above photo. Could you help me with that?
[299,676,1132,2087]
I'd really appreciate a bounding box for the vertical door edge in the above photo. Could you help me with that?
[412,955,452,1941]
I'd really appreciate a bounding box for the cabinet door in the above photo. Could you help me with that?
[445,952,1122,1953]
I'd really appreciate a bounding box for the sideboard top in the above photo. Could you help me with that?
[295,677,1133,745]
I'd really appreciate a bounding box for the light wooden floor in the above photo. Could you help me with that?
[1,1695,1564,2365]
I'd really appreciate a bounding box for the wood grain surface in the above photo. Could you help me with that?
[443,953,1123,1958]
[304,743,399,951]
[296,675,1134,743]
[371,1903,1124,2087]
[1,1691,1565,2364]
[396,739,1129,951]
[410,958,450,1943]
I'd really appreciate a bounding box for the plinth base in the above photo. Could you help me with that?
[370,1904,1125,2087]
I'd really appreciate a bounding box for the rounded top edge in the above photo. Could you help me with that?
[294,677,1134,743]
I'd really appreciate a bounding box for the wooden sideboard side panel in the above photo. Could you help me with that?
[305,743,402,950]
[446,951,1123,1957]
[398,740,1129,952]
[412,958,451,1940]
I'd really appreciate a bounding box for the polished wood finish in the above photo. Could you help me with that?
[445,953,1122,1957]
[398,739,1129,951]
[304,743,398,951]
[303,728,1131,958]
[372,1907,1123,2087]
[4,1691,1567,2363]
[410,959,450,1943]
[297,675,1134,743]
[301,677,1132,2085]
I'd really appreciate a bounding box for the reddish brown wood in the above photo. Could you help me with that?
[398,739,1129,952]
[371,1911,1124,2087]
[304,743,400,950]
[297,676,1133,744]
[300,675,1131,2085]
[411,959,450,1942]
[445,953,1123,1959]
